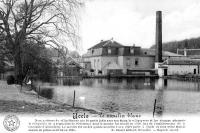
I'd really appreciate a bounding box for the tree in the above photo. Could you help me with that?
[69,50,80,58]
[150,37,200,55]
[21,38,55,82]
[0,0,82,83]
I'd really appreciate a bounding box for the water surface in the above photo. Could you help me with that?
[38,78,200,115]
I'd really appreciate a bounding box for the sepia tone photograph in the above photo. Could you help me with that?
[1,0,200,119]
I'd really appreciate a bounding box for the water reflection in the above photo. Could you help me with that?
[56,77,81,86]
[154,89,165,117]
[156,78,200,91]
[164,79,168,87]
[38,88,54,99]
[38,78,200,114]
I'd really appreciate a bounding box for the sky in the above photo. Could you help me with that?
[77,0,200,54]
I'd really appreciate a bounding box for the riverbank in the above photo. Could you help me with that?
[83,74,159,79]
[0,80,99,115]
[163,75,200,81]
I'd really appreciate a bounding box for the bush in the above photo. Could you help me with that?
[6,75,15,85]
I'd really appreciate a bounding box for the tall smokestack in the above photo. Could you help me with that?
[155,11,162,62]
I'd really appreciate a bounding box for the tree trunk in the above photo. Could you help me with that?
[14,42,23,84]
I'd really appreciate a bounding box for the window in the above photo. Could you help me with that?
[108,48,111,54]
[97,59,99,67]
[130,48,134,54]
[98,70,102,74]
[126,58,130,66]
[135,58,139,66]
[94,59,96,68]
[194,69,196,74]
[92,49,94,54]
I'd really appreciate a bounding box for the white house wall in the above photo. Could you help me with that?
[118,56,155,74]
[87,56,119,75]
[118,56,124,73]
[101,56,118,75]
[88,57,102,75]
[158,68,164,77]
[135,56,155,69]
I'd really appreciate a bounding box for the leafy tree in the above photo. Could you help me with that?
[69,50,80,58]
[150,37,200,55]
[20,37,54,82]
[0,0,82,83]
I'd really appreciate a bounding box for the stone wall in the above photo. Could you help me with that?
[168,65,198,75]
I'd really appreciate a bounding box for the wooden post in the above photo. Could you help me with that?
[153,99,157,117]
[73,90,76,107]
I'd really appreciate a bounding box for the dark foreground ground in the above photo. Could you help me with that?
[0,100,99,115]
[0,80,99,116]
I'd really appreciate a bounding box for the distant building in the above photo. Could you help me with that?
[63,57,82,77]
[52,56,82,78]
[53,56,82,85]
[158,58,200,77]
[83,39,183,76]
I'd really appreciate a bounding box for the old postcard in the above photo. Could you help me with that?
[1,0,200,132]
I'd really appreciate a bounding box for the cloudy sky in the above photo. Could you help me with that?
[78,0,200,54]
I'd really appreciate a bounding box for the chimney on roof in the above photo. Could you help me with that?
[100,40,103,42]
[155,11,162,63]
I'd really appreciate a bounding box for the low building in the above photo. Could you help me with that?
[63,57,82,77]
[158,58,200,77]
[83,39,183,76]
[73,57,92,76]
[55,56,82,78]
[50,51,82,85]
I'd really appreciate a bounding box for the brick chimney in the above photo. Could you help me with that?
[155,11,162,63]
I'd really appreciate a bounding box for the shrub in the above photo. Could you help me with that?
[6,75,15,85]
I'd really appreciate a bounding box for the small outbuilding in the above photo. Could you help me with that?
[63,57,82,77]
[158,58,200,77]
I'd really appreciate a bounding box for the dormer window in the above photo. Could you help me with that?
[108,48,111,54]
[126,58,130,66]
[130,48,134,54]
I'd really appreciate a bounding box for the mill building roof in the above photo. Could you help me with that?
[88,39,123,50]
[163,58,200,65]
[141,49,183,57]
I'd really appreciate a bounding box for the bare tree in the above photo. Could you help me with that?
[0,0,82,82]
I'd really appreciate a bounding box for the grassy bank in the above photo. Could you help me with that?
[0,80,99,115]
[0,100,99,115]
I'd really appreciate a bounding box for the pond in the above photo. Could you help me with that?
[37,78,200,115]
